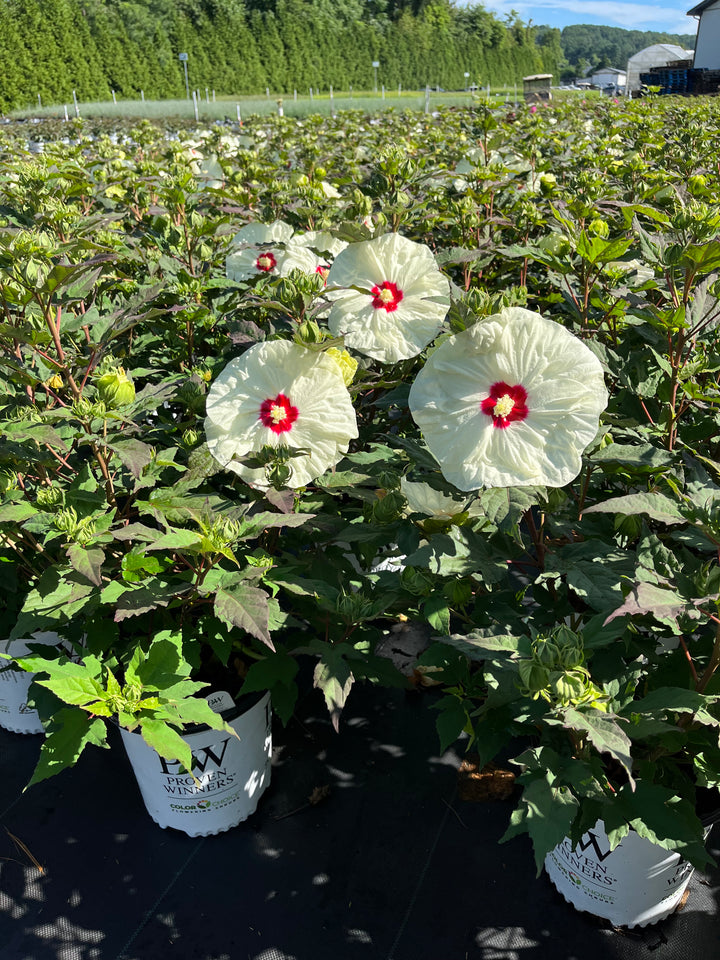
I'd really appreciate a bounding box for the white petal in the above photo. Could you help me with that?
[204,342,358,489]
[229,220,294,248]
[409,308,608,490]
[325,234,449,362]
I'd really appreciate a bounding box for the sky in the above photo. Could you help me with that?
[456,0,698,35]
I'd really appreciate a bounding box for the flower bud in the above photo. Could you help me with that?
[587,219,609,239]
[518,660,549,694]
[266,459,293,489]
[181,428,200,448]
[326,348,359,387]
[36,485,64,510]
[72,397,94,419]
[0,470,18,494]
[96,367,135,408]
[296,319,323,344]
[551,672,586,705]
[54,506,78,535]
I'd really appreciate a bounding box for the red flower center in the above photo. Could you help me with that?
[255,251,277,273]
[481,382,528,429]
[315,264,330,283]
[259,393,298,434]
[371,280,403,312]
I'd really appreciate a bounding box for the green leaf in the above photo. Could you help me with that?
[561,707,635,784]
[32,665,107,707]
[172,696,231,732]
[435,696,468,752]
[214,583,273,649]
[11,569,95,637]
[27,709,108,787]
[625,687,720,727]
[480,486,542,535]
[0,501,38,523]
[616,782,713,869]
[144,529,204,552]
[441,629,525,660]
[111,522,162,543]
[138,717,194,776]
[501,774,579,875]
[583,492,684,525]
[131,633,188,690]
[576,233,632,266]
[590,442,675,471]
[403,529,506,581]
[423,594,451,635]
[113,581,193,620]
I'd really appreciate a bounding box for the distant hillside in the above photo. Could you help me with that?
[561,24,696,74]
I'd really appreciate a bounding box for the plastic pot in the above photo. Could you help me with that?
[120,690,272,837]
[544,819,709,928]
[0,633,60,735]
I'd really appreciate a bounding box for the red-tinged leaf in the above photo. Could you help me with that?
[214,584,273,650]
[313,655,354,733]
[264,487,295,513]
[604,582,687,628]
[111,522,161,542]
[66,544,104,587]
[562,706,635,786]
[107,439,154,479]
[113,583,192,620]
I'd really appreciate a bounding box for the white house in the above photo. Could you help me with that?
[589,67,626,90]
[688,0,720,69]
[625,44,694,94]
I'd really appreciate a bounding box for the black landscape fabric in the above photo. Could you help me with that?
[2,682,719,960]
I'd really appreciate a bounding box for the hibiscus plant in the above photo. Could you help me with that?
[1,97,720,876]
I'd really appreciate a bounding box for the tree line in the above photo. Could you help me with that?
[0,0,564,112]
[560,23,696,78]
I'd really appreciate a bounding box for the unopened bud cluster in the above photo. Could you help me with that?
[517,626,607,710]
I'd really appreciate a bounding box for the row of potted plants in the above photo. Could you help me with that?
[2,97,720,928]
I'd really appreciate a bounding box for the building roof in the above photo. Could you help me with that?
[687,0,719,16]
[591,67,626,75]
[627,44,693,65]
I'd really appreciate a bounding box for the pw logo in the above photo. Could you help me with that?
[576,831,613,862]
[159,738,230,775]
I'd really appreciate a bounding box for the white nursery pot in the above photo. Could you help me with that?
[544,820,702,927]
[120,691,272,837]
[0,633,60,735]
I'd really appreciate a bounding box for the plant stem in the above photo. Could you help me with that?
[696,619,720,694]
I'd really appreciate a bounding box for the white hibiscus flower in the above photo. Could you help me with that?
[229,220,295,249]
[204,341,359,489]
[408,308,608,490]
[324,233,450,363]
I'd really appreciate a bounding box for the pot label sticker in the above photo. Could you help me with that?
[205,690,234,714]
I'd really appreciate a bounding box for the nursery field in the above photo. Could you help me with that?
[3,92,720,936]
[9,87,525,123]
